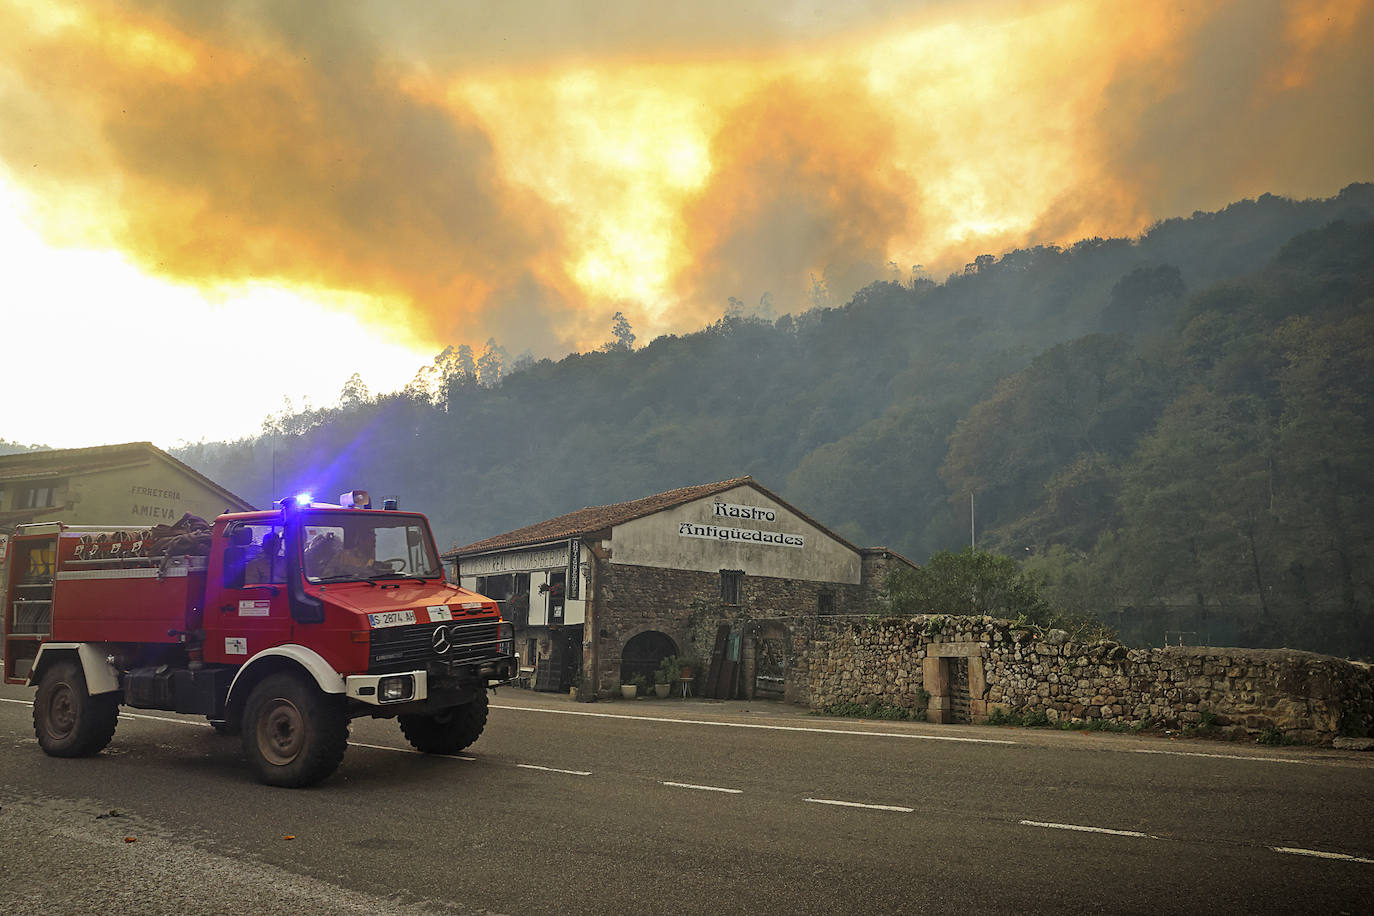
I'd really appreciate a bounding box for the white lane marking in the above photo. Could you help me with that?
[1132,749,1307,766]
[119,711,212,727]
[1270,847,1374,865]
[3,698,217,729]
[347,741,474,761]
[1020,820,1154,838]
[663,781,742,794]
[490,704,1015,745]
[805,798,914,813]
[519,763,592,776]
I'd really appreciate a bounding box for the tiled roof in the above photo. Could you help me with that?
[0,442,253,510]
[446,476,867,558]
[448,477,755,557]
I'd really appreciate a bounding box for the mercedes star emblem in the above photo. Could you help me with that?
[431,625,451,654]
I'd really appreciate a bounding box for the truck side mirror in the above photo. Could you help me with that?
[230,526,254,546]
[223,546,247,589]
[406,529,421,547]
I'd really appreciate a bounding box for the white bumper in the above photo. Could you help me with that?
[345,670,430,705]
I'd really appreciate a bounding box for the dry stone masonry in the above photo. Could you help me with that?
[805,615,1374,744]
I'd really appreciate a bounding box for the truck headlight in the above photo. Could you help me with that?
[379,675,414,702]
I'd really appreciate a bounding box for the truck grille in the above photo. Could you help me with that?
[368,620,505,673]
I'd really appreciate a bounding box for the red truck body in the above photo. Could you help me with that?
[3,495,518,786]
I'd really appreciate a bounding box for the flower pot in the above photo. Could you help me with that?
[679,666,694,680]
[620,684,637,699]
[654,683,671,699]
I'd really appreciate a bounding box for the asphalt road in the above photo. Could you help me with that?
[2,683,1372,915]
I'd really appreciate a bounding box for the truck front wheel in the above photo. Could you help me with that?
[241,673,349,787]
[398,692,488,754]
[33,659,120,757]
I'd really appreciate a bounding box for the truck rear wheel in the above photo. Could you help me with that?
[241,673,349,787]
[399,692,488,754]
[33,659,120,758]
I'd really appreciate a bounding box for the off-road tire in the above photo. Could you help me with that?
[399,692,488,754]
[33,659,120,757]
[241,673,349,787]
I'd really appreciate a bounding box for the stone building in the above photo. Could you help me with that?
[443,477,914,701]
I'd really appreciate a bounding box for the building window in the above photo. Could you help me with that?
[477,573,530,626]
[818,591,835,615]
[24,485,56,509]
[720,569,743,605]
[547,571,566,625]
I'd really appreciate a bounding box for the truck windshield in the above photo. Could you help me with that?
[299,512,441,582]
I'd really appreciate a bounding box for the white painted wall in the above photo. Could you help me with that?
[610,484,860,584]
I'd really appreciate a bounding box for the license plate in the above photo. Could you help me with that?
[367,609,417,629]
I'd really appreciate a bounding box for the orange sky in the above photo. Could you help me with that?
[1,0,1371,446]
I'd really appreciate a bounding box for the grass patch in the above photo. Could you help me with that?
[812,700,927,722]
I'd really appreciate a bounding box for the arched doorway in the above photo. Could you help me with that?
[620,630,678,687]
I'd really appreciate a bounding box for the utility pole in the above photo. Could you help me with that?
[970,491,975,549]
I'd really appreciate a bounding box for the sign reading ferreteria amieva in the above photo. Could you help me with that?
[461,544,569,577]
[677,501,806,548]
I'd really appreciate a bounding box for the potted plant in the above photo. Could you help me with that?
[619,679,636,700]
[676,653,701,683]
[656,656,680,697]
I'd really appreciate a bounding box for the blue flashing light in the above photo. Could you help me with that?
[294,492,314,507]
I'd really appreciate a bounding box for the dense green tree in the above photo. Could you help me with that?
[887,548,1106,638]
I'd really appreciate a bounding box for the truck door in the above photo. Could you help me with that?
[203,522,292,665]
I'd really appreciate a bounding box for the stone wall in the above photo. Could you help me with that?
[805,615,1374,744]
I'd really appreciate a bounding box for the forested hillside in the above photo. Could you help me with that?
[173,183,1374,657]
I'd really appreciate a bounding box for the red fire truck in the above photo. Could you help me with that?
[2,491,517,787]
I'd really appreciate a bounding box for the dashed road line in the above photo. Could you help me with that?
[662,781,742,794]
[1019,820,1155,839]
[1270,847,1374,865]
[804,797,914,813]
[519,763,592,776]
[490,704,1016,744]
